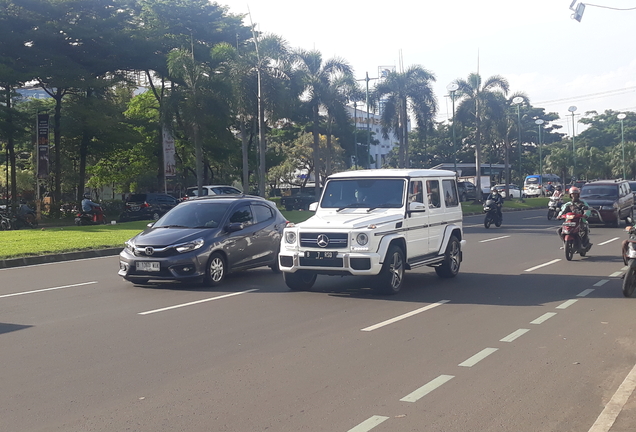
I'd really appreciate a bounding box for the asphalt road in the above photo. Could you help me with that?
[2,208,636,432]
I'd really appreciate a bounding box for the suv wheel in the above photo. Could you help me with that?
[205,252,226,286]
[435,236,461,278]
[284,271,316,291]
[152,211,161,220]
[374,245,405,295]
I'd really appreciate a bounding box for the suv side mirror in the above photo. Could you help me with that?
[308,202,318,212]
[408,202,426,212]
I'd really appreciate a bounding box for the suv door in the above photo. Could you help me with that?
[405,180,429,264]
[425,179,445,254]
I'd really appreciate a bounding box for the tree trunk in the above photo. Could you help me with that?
[5,85,18,213]
[241,116,249,192]
[312,104,321,201]
[325,115,332,176]
[77,88,93,201]
[53,89,63,209]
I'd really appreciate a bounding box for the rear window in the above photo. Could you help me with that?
[127,194,147,202]
[186,188,209,197]
[581,185,618,198]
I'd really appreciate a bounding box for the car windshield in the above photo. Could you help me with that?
[581,185,618,198]
[154,202,231,228]
[320,178,405,209]
[186,188,208,197]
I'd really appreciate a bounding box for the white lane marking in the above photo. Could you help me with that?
[0,255,115,271]
[479,235,510,243]
[523,216,545,220]
[578,289,595,297]
[500,329,530,342]
[361,300,450,332]
[138,289,258,315]
[588,362,636,432]
[459,348,498,367]
[598,237,620,246]
[347,416,390,432]
[0,281,98,299]
[622,266,629,271]
[594,280,610,287]
[524,259,561,272]
[531,312,557,324]
[557,299,578,309]
[400,375,455,403]
[463,224,484,228]
[610,272,623,278]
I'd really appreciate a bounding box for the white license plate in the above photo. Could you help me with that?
[136,261,160,272]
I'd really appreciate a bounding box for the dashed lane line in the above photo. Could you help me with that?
[598,237,620,246]
[578,289,595,297]
[594,280,610,287]
[0,281,98,299]
[347,416,390,432]
[556,299,578,309]
[610,271,624,278]
[531,312,557,324]
[361,300,450,332]
[500,329,530,342]
[458,348,498,367]
[400,375,455,403]
[138,289,258,315]
[479,235,510,243]
[524,259,561,272]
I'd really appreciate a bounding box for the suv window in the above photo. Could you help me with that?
[426,180,441,208]
[408,181,424,204]
[442,179,459,207]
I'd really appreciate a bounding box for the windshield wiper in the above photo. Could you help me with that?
[156,224,187,228]
[367,204,399,212]
[336,203,369,212]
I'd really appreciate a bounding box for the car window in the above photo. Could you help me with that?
[252,204,274,223]
[581,185,618,198]
[426,180,441,208]
[154,202,231,228]
[186,188,209,197]
[321,179,405,208]
[442,179,459,207]
[408,181,424,204]
[128,194,147,202]
[222,187,241,194]
[229,205,253,225]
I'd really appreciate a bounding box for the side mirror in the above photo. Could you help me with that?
[146,222,155,228]
[409,202,426,212]
[226,222,244,233]
[627,216,634,226]
[308,202,318,212]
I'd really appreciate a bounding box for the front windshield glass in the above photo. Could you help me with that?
[320,178,405,209]
[581,185,618,198]
[154,201,231,228]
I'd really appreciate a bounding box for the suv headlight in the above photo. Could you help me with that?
[356,233,369,246]
[175,238,204,253]
[285,231,297,244]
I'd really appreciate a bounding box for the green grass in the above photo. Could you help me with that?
[461,197,548,214]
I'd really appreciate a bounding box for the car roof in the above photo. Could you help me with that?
[186,185,240,190]
[328,168,457,179]
[186,194,266,203]
[584,180,624,185]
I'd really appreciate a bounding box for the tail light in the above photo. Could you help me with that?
[141,202,149,208]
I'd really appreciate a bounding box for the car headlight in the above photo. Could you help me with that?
[285,231,297,244]
[356,233,369,246]
[175,238,204,253]
[124,238,135,253]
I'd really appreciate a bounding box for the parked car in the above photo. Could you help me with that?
[182,185,242,201]
[493,184,522,199]
[119,193,179,222]
[118,195,286,286]
[628,181,636,201]
[457,181,477,202]
[580,180,634,227]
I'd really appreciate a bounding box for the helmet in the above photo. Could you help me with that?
[569,186,581,194]
[548,182,552,185]
[83,192,91,199]
[491,187,499,192]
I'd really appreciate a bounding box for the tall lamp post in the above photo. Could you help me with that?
[618,113,627,179]
[512,97,524,201]
[447,83,459,175]
[353,101,360,169]
[535,119,544,193]
[357,72,378,169]
[568,106,577,180]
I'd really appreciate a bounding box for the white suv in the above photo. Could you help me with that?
[279,169,465,294]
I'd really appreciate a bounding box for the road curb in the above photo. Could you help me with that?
[0,248,122,269]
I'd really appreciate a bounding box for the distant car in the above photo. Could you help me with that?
[119,193,179,222]
[457,181,477,202]
[580,180,634,227]
[118,195,286,286]
[494,184,522,199]
[628,181,636,201]
[182,185,242,201]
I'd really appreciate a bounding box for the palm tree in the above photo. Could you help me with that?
[293,49,353,199]
[374,66,437,168]
[453,73,509,198]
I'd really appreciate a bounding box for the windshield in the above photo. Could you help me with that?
[321,178,405,209]
[581,185,618,198]
[154,201,231,228]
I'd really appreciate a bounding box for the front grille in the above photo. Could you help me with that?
[299,257,344,267]
[133,246,175,257]
[300,232,348,249]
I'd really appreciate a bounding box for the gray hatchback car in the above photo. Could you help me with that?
[118,195,286,286]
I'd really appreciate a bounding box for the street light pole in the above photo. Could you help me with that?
[512,97,524,201]
[447,83,459,175]
[358,72,378,169]
[535,119,544,193]
[568,106,577,180]
[618,113,627,179]
[353,101,359,169]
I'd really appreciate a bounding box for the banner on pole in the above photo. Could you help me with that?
[37,114,50,179]
[162,126,176,177]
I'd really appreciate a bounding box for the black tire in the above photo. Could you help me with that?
[205,252,226,286]
[484,215,492,229]
[374,245,405,295]
[495,215,502,227]
[565,240,574,261]
[547,209,554,220]
[152,211,161,221]
[0,219,10,230]
[435,236,461,278]
[270,251,281,274]
[461,193,467,202]
[284,270,317,291]
[623,261,636,297]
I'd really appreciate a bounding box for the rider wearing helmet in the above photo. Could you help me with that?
[558,186,592,246]
[487,186,504,220]
[552,185,564,200]
[81,192,101,215]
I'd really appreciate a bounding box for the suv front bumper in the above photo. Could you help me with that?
[279,250,383,276]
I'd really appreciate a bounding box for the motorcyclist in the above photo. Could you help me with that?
[81,193,101,216]
[486,187,504,221]
[558,186,591,246]
[552,185,564,200]
[17,200,36,227]
[546,182,554,196]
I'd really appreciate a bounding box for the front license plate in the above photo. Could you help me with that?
[136,261,160,272]
[305,251,336,260]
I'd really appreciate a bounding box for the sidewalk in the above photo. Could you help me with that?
[0,247,122,269]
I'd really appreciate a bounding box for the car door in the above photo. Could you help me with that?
[405,179,429,264]
[224,204,259,269]
[250,203,282,265]
[426,179,445,254]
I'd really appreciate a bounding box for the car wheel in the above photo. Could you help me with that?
[205,252,226,286]
[435,236,461,278]
[374,245,405,295]
[152,211,161,221]
[461,193,467,202]
[284,271,317,291]
[270,251,281,274]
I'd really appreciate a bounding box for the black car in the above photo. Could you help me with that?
[119,193,179,222]
[457,181,477,202]
[581,180,634,227]
[118,195,286,286]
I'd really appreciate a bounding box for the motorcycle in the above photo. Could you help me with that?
[558,210,594,260]
[621,218,636,297]
[74,206,107,225]
[483,199,502,229]
[0,211,11,230]
[547,196,563,220]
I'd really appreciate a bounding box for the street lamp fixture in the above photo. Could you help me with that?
[568,105,577,180]
[535,119,544,192]
[447,83,459,175]
[512,96,524,201]
[618,113,627,179]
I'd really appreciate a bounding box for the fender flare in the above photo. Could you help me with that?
[376,233,406,263]
[437,224,463,255]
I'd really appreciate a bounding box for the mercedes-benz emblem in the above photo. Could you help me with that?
[145,247,155,256]
[316,234,330,248]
